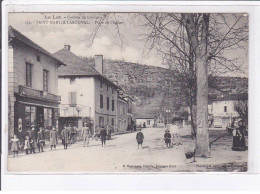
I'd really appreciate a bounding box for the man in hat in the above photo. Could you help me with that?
[61,126,69,149]
[136,129,144,149]
[100,126,108,147]
[81,122,91,147]
[164,129,171,148]
[29,126,37,153]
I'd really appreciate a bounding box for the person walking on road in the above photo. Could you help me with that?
[136,129,144,149]
[37,127,45,152]
[61,126,69,149]
[82,123,91,147]
[50,127,58,150]
[164,129,172,148]
[100,126,107,147]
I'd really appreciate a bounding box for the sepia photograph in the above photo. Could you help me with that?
[6,11,248,173]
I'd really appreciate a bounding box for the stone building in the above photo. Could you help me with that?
[8,26,65,139]
[54,45,122,134]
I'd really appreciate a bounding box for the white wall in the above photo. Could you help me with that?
[58,77,95,119]
[212,100,239,117]
[136,119,155,128]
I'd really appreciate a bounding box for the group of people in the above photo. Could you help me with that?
[164,123,181,148]
[135,122,181,149]
[10,126,58,158]
[232,120,248,151]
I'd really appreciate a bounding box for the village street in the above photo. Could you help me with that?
[8,127,247,172]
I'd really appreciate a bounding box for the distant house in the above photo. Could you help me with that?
[53,45,123,134]
[117,96,128,132]
[8,26,65,138]
[212,93,247,128]
[135,115,155,128]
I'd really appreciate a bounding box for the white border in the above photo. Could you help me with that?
[2,0,260,190]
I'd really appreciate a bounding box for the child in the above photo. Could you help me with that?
[136,129,144,149]
[24,136,30,154]
[10,134,20,158]
[164,130,171,148]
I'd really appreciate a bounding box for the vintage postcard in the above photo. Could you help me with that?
[5,10,248,173]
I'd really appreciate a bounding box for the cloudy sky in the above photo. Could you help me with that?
[9,13,248,77]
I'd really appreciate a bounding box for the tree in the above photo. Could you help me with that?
[89,13,248,157]
[233,100,248,126]
[140,13,247,156]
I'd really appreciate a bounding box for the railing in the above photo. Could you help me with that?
[60,104,91,117]
[19,85,61,102]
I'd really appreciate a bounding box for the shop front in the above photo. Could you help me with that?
[14,88,60,141]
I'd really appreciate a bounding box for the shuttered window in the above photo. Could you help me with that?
[69,92,77,106]
[43,69,48,91]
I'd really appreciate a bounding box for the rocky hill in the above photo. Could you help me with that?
[81,57,248,117]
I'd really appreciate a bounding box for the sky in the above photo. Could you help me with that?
[8,13,248,77]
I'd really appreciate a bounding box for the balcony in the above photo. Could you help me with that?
[19,85,61,102]
[60,104,91,117]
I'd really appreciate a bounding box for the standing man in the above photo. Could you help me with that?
[136,129,144,149]
[50,127,58,150]
[100,126,107,147]
[29,126,37,153]
[37,127,45,152]
[61,126,69,149]
[67,124,72,143]
[81,123,91,147]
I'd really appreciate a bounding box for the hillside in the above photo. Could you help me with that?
[81,57,248,118]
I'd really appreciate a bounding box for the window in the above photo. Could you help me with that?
[112,100,115,111]
[100,81,103,88]
[43,69,48,91]
[69,92,77,106]
[26,63,32,87]
[36,54,41,62]
[123,107,126,115]
[99,116,104,127]
[70,77,75,84]
[224,106,227,113]
[100,94,103,109]
[25,106,36,128]
[111,118,114,126]
[112,88,114,94]
[107,84,109,91]
[107,97,110,110]
[147,120,150,125]
[44,108,53,128]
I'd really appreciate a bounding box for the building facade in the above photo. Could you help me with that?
[8,26,64,139]
[211,94,247,128]
[117,96,128,132]
[136,117,155,128]
[54,46,120,134]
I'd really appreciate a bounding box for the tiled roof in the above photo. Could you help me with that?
[135,114,156,119]
[53,48,122,90]
[213,93,248,101]
[8,26,65,66]
[53,48,100,76]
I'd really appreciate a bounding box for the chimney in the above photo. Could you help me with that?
[64,44,71,51]
[94,55,103,74]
